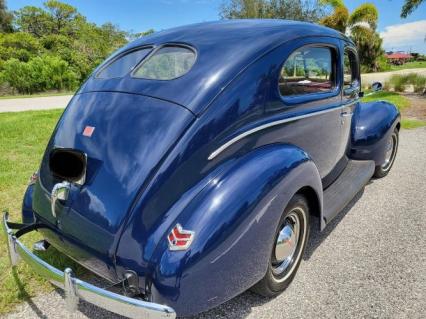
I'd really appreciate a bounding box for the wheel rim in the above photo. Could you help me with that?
[382,133,398,171]
[272,210,301,276]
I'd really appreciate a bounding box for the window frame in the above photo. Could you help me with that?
[343,46,360,89]
[277,43,341,104]
[131,43,197,81]
[95,46,153,80]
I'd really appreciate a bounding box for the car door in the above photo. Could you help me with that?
[264,37,343,181]
[339,44,361,159]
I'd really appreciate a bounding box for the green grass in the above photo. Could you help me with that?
[362,91,411,111]
[400,118,426,129]
[388,61,426,71]
[0,109,86,315]
[362,91,426,129]
[0,91,73,100]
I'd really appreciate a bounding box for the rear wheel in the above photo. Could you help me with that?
[374,128,399,178]
[251,194,309,297]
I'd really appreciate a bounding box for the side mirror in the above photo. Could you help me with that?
[344,80,360,98]
[371,82,383,92]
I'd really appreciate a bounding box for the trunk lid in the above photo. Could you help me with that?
[32,92,194,278]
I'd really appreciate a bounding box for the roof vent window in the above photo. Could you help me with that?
[133,46,196,80]
[96,48,152,79]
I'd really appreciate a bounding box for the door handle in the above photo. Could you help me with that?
[340,111,353,117]
[51,181,70,217]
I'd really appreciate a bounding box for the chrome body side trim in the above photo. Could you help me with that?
[2,213,176,319]
[208,103,353,160]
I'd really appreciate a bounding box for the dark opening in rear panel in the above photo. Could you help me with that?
[49,148,87,183]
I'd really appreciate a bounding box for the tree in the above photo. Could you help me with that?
[0,0,13,32]
[44,0,80,35]
[14,6,52,37]
[320,1,378,34]
[320,1,383,72]
[220,0,326,22]
[401,0,425,18]
[1,0,129,93]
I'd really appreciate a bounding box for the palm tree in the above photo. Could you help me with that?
[401,0,425,18]
[319,0,378,35]
[319,1,382,72]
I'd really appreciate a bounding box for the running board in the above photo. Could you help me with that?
[322,160,375,229]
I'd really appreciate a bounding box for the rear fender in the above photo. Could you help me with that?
[148,144,322,316]
[350,101,400,166]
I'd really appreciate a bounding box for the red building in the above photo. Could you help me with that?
[385,52,412,65]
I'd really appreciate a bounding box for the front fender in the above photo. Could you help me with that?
[149,144,322,316]
[350,101,400,166]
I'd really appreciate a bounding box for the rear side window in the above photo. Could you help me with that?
[279,46,336,96]
[133,46,196,80]
[97,48,151,79]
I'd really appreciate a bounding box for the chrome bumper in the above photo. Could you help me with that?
[2,213,176,319]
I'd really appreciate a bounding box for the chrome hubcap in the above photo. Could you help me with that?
[272,211,300,275]
[382,133,397,171]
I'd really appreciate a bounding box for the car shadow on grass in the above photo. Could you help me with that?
[11,268,48,319]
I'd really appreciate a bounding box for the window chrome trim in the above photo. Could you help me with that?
[208,103,353,160]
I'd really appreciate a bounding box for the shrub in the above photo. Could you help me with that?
[1,55,78,94]
[388,73,426,93]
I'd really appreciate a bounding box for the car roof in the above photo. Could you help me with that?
[84,20,348,114]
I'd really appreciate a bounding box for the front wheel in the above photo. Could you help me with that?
[374,128,399,178]
[251,194,310,297]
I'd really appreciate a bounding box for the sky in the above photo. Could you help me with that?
[8,0,426,54]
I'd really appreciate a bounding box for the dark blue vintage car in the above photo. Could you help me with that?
[3,20,400,318]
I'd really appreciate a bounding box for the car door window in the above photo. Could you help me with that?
[279,46,336,96]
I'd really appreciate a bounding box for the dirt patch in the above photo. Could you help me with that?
[401,93,426,121]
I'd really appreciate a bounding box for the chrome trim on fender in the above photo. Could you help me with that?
[208,104,352,160]
[2,213,176,319]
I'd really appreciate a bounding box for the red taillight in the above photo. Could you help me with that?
[168,224,194,251]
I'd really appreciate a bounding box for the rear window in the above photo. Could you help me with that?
[279,46,336,96]
[97,48,151,79]
[133,46,196,80]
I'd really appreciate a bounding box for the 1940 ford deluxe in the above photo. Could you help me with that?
[3,20,400,318]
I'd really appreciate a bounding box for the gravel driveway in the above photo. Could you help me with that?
[5,128,426,319]
[361,68,426,87]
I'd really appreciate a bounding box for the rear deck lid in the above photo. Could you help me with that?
[32,92,194,274]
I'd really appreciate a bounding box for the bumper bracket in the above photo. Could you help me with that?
[2,212,176,319]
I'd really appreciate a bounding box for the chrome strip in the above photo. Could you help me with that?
[2,213,176,319]
[208,103,350,160]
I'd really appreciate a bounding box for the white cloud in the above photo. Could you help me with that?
[380,20,426,53]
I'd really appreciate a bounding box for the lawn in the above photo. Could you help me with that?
[362,91,411,110]
[361,91,426,129]
[0,109,85,315]
[387,61,426,71]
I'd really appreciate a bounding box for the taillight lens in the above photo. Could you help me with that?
[28,171,38,185]
[168,224,194,251]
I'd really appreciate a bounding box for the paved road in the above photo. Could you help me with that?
[0,95,72,112]
[5,128,426,319]
[361,68,426,87]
